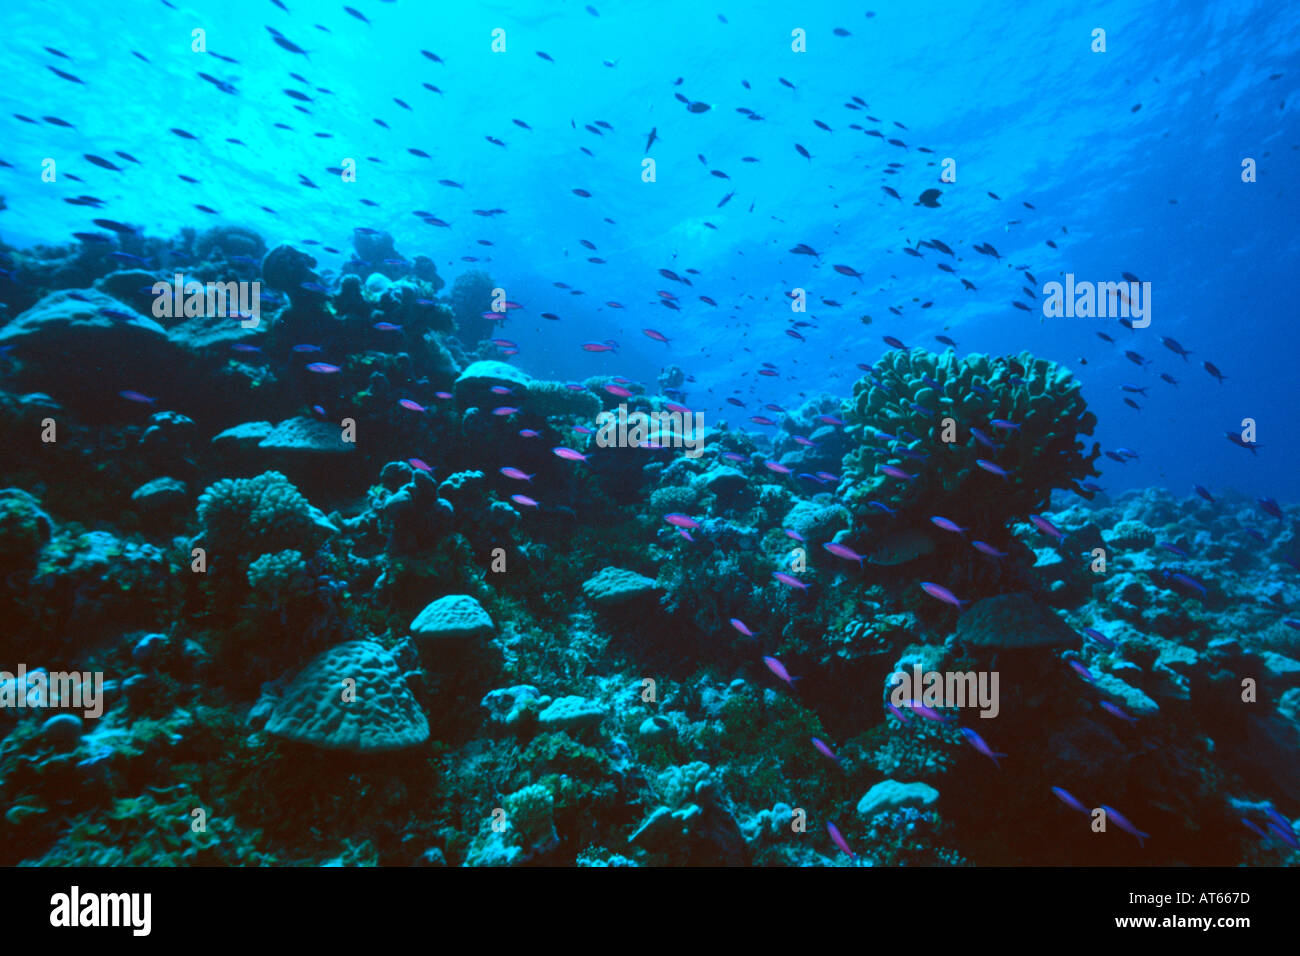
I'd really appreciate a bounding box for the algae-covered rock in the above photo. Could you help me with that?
[582,566,658,607]
[537,695,607,733]
[856,780,940,817]
[258,417,355,455]
[410,594,495,643]
[955,592,1078,650]
[265,640,429,752]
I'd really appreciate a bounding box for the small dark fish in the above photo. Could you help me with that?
[536,51,554,62]
[84,154,123,171]
[48,66,85,84]
[91,218,136,235]
[795,144,811,160]
[1203,361,1226,383]
[343,6,370,24]
[916,189,942,207]
[687,101,711,113]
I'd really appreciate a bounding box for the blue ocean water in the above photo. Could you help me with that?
[3,0,1296,499]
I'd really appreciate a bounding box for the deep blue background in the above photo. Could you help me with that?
[2,0,1296,500]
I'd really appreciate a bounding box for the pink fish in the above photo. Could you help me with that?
[1099,701,1137,723]
[642,328,670,344]
[511,494,539,508]
[886,702,912,724]
[398,399,426,412]
[811,737,840,764]
[518,428,541,438]
[721,452,746,463]
[729,618,754,637]
[573,425,594,435]
[976,458,1010,478]
[604,384,633,397]
[306,362,341,373]
[971,540,1008,558]
[930,516,966,534]
[581,341,616,352]
[553,446,588,461]
[490,386,513,395]
[373,321,402,331]
[898,699,951,722]
[118,390,155,404]
[822,542,864,565]
[434,391,453,400]
[817,414,845,426]
[665,402,691,414]
[920,581,965,609]
[1100,805,1149,847]
[959,727,1006,768]
[772,571,807,589]
[500,467,533,481]
[793,435,815,447]
[750,416,777,426]
[815,471,840,482]
[762,655,797,688]
[764,460,792,475]
[1029,514,1065,542]
[678,528,694,542]
[664,513,699,529]
[408,458,433,472]
[489,338,517,348]
[492,406,519,416]
[783,529,805,542]
[879,464,914,480]
[827,821,856,858]
[1068,659,1095,682]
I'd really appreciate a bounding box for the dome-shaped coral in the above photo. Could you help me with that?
[841,348,1100,540]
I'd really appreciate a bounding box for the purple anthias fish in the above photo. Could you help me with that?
[1029,514,1065,542]
[975,459,1010,478]
[1101,805,1150,847]
[823,542,864,565]
[930,516,966,534]
[773,571,808,589]
[1051,787,1090,815]
[784,529,805,542]
[970,427,998,451]
[762,655,796,688]
[1082,628,1116,651]
[1241,818,1271,840]
[886,702,912,723]
[959,728,1006,768]
[897,699,953,722]
[827,821,855,858]
[1068,659,1095,682]
[879,464,914,480]
[971,540,1008,558]
[1099,701,1137,724]
[729,618,754,637]
[920,581,964,609]
[1269,822,1300,849]
[811,737,840,763]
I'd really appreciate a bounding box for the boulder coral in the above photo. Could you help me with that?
[841,348,1100,541]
